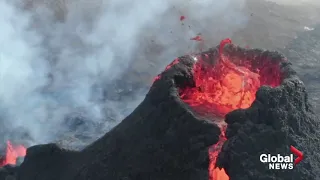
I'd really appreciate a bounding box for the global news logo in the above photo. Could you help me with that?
[259,146,304,170]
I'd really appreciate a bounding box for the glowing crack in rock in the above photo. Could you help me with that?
[179,38,282,180]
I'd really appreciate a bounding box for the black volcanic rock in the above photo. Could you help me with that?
[15,57,220,180]
[0,165,18,180]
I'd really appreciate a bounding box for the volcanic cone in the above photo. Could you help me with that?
[1,39,319,180]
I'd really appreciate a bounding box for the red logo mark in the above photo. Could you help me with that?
[290,145,304,165]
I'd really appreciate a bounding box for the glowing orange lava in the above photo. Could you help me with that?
[0,141,26,167]
[180,39,263,117]
[179,38,282,180]
[209,126,228,180]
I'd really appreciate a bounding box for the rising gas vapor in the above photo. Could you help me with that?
[267,0,320,5]
[0,0,248,150]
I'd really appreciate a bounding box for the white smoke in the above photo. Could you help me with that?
[266,0,320,6]
[0,0,248,149]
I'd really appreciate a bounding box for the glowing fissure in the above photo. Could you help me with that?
[0,141,26,167]
[179,38,282,180]
[208,126,228,180]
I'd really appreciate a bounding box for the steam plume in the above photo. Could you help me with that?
[0,0,248,150]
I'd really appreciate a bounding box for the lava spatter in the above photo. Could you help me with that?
[179,39,282,180]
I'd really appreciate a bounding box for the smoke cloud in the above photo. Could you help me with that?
[0,0,248,150]
[266,0,320,6]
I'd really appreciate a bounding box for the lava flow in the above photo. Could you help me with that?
[0,141,26,167]
[179,39,282,180]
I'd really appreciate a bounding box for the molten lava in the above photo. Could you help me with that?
[0,141,26,167]
[209,126,228,180]
[179,39,282,180]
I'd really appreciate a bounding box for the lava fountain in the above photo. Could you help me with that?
[0,141,26,167]
[179,39,283,180]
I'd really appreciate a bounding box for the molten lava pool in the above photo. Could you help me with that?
[179,39,282,180]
